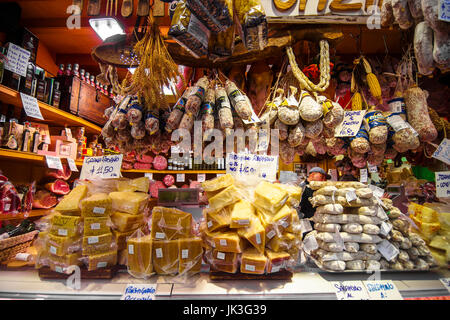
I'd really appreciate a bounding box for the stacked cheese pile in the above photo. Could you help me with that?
[376,199,437,270]
[201,174,303,275]
[305,181,385,271]
[110,177,150,265]
[126,206,202,279]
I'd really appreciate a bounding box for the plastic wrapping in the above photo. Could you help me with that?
[226,80,253,121]
[216,85,234,133]
[201,86,216,135]
[234,0,268,51]
[178,237,203,276]
[204,230,245,253]
[253,181,289,214]
[80,193,112,217]
[152,240,179,275]
[186,77,209,116]
[186,0,234,33]
[166,88,191,132]
[204,207,231,232]
[349,125,370,154]
[127,230,154,279]
[240,248,267,274]
[81,232,115,255]
[204,248,239,273]
[150,206,193,240]
[109,191,148,215]
[45,233,82,257]
[209,24,235,58]
[81,250,117,271]
[50,214,83,238]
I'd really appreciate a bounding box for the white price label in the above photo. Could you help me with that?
[97,262,107,268]
[20,93,44,120]
[197,174,206,182]
[121,284,157,300]
[88,236,99,244]
[346,190,357,202]
[267,230,276,240]
[58,229,68,236]
[207,221,213,228]
[438,0,450,22]
[379,221,392,237]
[245,264,256,272]
[155,232,165,239]
[435,171,450,198]
[360,169,368,183]
[335,110,366,137]
[181,249,189,259]
[216,174,224,178]
[331,281,370,300]
[93,207,105,214]
[363,280,403,300]
[176,174,185,182]
[376,205,389,221]
[238,219,250,225]
[80,155,123,180]
[219,239,227,247]
[128,244,134,255]
[217,252,225,260]
[241,97,262,125]
[5,43,31,77]
[45,156,63,171]
[377,239,399,261]
[255,233,261,245]
[49,246,57,255]
[439,278,450,292]
[155,248,163,258]
[387,115,408,132]
[333,227,345,249]
[271,265,281,273]
[432,139,450,166]
[67,158,79,172]
[145,173,153,180]
[91,223,101,230]
[300,219,312,233]
[368,165,378,173]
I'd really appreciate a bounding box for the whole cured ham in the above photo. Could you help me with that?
[44,180,70,195]
[32,190,58,209]
[46,164,72,181]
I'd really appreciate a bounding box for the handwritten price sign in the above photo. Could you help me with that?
[432,139,450,166]
[80,155,123,180]
[226,152,278,182]
[435,171,450,198]
[335,110,366,137]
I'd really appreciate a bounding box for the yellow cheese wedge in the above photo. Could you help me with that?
[152,240,179,275]
[237,215,265,254]
[127,235,153,276]
[240,248,267,274]
[47,234,82,257]
[113,228,141,251]
[117,177,150,193]
[258,205,292,241]
[80,193,112,217]
[86,250,117,271]
[207,249,239,273]
[48,251,82,272]
[82,232,113,255]
[287,210,302,234]
[109,192,148,215]
[429,248,447,267]
[55,185,88,215]
[267,232,298,252]
[110,211,144,232]
[265,249,290,273]
[429,235,449,251]
[206,230,244,253]
[150,207,192,240]
[274,183,302,207]
[201,173,234,192]
[208,185,241,212]
[230,200,254,228]
[178,238,203,275]
[50,214,82,237]
[254,181,288,214]
[204,207,231,232]
[83,217,110,236]
[416,203,440,223]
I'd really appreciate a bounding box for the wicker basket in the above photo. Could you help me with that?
[0,230,38,262]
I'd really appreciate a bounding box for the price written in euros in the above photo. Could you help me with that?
[90,165,117,177]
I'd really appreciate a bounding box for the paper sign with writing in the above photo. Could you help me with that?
[80,155,123,180]
[226,152,278,182]
[67,158,79,172]
[5,43,31,77]
[377,239,399,261]
[432,139,450,166]
[438,0,450,22]
[379,221,392,237]
[439,278,450,292]
[121,284,157,300]
[197,174,206,182]
[331,281,370,300]
[368,165,378,173]
[435,171,450,198]
[335,110,366,137]
[20,93,44,120]
[45,156,63,171]
[360,169,368,183]
[363,280,402,300]
[242,97,261,125]
[256,127,269,152]
[176,174,185,182]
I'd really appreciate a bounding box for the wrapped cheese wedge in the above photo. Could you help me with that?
[152,240,179,275]
[178,237,203,275]
[113,228,141,251]
[80,193,112,217]
[116,177,150,193]
[205,248,239,273]
[265,249,290,273]
[50,214,82,237]
[150,207,193,240]
[48,251,82,273]
[110,212,144,232]
[237,214,265,254]
[240,248,267,275]
[201,173,234,192]
[127,234,153,278]
[254,181,288,214]
[208,185,241,212]
[204,230,245,253]
[230,200,254,228]
[47,234,82,257]
[85,250,117,271]
[109,192,148,215]
[204,207,231,232]
[82,233,114,255]
[55,185,88,215]
[83,217,110,236]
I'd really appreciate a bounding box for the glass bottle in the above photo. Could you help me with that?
[57,64,65,77]
[65,64,72,76]
[80,69,85,82]
[73,64,80,77]
[52,81,61,108]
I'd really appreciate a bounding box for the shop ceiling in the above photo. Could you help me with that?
[11,0,405,76]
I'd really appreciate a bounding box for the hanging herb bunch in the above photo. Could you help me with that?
[123,13,184,110]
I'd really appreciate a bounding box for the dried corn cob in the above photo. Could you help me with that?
[366,73,382,103]
[352,92,363,110]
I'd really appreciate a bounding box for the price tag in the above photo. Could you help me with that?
[20,93,44,120]
[377,239,399,261]
[439,278,450,292]
[435,171,450,198]
[197,174,206,182]
[360,169,368,183]
[379,221,393,237]
[216,174,224,178]
[331,281,370,300]
[121,284,157,300]
[176,174,185,182]
[145,173,153,180]
[363,280,403,300]
[433,139,450,166]
[80,155,123,180]
[368,184,385,198]
[300,219,312,233]
[376,205,389,221]
[335,110,366,137]
[241,97,261,125]
[387,115,409,132]
[45,156,63,170]
[256,127,269,152]
[65,128,72,140]
[302,235,319,254]
[5,43,31,77]
[67,158,79,172]
[368,165,378,173]
[346,190,357,202]
[333,227,345,249]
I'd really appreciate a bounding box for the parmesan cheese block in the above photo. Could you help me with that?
[47,234,81,257]
[80,193,112,217]
[117,177,150,193]
[265,249,290,273]
[267,232,297,252]
[201,173,234,191]
[204,207,231,232]
[113,228,141,251]
[258,205,292,241]
[50,214,82,237]
[274,183,302,207]
[237,214,265,254]
[241,248,267,274]
[86,250,117,271]
[48,251,82,272]
[208,185,241,212]
[127,235,153,276]
[206,231,244,253]
[82,232,113,255]
[205,248,240,273]
[150,207,192,240]
[152,240,179,275]
[178,238,203,275]
[254,181,288,214]
[230,200,254,228]
[110,211,144,232]
[83,217,110,236]
[109,192,148,215]
[54,185,88,215]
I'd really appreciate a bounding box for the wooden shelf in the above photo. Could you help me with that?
[121,169,226,174]
[0,149,83,167]
[0,209,52,221]
[0,84,102,135]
